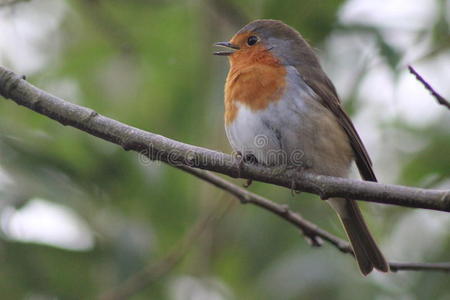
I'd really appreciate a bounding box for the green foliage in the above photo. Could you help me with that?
[0,0,449,299]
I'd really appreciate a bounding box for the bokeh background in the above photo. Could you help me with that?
[0,0,449,299]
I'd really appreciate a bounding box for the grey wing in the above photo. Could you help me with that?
[299,70,377,182]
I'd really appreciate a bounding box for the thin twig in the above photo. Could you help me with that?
[178,165,352,253]
[178,166,450,273]
[390,262,450,272]
[0,66,448,212]
[408,65,450,110]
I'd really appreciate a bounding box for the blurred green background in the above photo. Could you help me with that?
[0,0,449,299]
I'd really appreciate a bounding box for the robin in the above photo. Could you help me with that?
[214,19,389,275]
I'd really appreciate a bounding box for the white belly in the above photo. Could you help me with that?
[225,103,282,165]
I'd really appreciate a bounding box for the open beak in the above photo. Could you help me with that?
[213,42,240,56]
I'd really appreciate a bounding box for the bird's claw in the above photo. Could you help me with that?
[234,151,255,188]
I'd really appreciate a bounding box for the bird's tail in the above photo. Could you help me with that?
[328,197,389,275]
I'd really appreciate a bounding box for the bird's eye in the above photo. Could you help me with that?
[247,36,258,46]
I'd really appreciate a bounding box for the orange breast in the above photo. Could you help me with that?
[224,46,287,125]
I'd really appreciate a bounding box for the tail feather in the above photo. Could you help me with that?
[329,198,389,275]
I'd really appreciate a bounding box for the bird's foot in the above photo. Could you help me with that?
[284,165,303,196]
[234,151,257,188]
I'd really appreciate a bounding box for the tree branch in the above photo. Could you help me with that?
[0,66,448,212]
[408,65,450,110]
[0,65,449,273]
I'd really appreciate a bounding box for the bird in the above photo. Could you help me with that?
[214,19,389,275]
